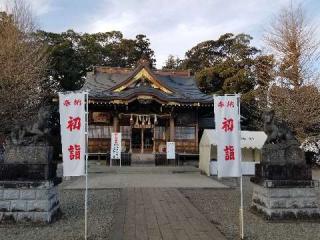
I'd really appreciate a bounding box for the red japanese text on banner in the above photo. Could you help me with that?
[59,92,86,176]
[214,95,241,177]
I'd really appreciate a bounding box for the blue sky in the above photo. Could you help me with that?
[1,0,319,68]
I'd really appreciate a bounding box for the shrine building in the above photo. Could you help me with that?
[83,59,214,165]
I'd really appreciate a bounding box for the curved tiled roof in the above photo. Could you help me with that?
[83,66,213,104]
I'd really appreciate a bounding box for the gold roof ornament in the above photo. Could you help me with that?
[113,67,173,94]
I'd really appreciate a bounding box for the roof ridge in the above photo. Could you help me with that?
[92,66,192,77]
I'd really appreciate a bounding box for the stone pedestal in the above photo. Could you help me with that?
[251,141,320,220]
[0,144,57,181]
[4,144,53,164]
[0,178,61,223]
[251,182,320,220]
[261,141,305,165]
[252,163,312,185]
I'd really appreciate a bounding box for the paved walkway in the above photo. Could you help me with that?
[61,168,229,239]
[110,188,226,240]
[63,173,228,189]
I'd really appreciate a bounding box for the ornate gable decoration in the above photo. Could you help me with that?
[112,67,173,94]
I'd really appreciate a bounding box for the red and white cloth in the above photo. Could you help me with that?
[111,132,122,160]
[59,92,86,176]
[214,95,241,178]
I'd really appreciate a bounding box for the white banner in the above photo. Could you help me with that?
[59,92,86,176]
[214,95,241,177]
[166,142,175,159]
[111,132,121,159]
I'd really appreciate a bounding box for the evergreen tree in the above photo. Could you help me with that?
[181,33,262,129]
[162,55,182,70]
[36,30,156,91]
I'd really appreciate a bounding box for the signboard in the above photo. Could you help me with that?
[92,112,111,123]
[59,92,86,176]
[166,142,175,159]
[214,95,241,178]
[111,132,121,159]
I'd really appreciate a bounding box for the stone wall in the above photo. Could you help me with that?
[0,179,60,223]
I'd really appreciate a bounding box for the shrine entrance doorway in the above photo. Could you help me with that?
[143,128,153,153]
[131,128,142,152]
[131,128,154,153]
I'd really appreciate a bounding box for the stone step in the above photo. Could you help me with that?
[131,153,155,162]
[131,160,155,165]
[87,164,201,174]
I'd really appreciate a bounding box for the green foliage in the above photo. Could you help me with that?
[36,30,85,91]
[134,34,156,68]
[162,55,182,70]
[253,54,276,109]
[179,33,263,129]
[35,30,156,91]
[184,33,259,94]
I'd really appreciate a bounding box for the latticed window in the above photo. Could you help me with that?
[175,127,195,139]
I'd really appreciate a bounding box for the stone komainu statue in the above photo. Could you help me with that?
[263,110,298,144]
[9,106,51,145]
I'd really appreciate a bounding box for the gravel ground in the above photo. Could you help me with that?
[0,187,120,240]
[180,177,320,240]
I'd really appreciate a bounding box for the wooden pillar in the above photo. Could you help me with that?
[170,116,175,142]
[129,127,132,153]
[153,127,156,153]
[195,122,199,153]
[113,114,119,132]
[141,128,144,153]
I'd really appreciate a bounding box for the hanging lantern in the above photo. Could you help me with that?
[130,114,134,125]
[154,114,158,125]
[147,116,151,127]
[134,115,139,127]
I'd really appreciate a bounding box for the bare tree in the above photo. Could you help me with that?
[264,3,320,87]
[0,0,48,134]
[259,3,320,140]
[269,85,320,140]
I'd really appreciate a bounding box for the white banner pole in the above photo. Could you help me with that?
[85,92,89,240]
[240,175,244,239]
[238,95,244,240]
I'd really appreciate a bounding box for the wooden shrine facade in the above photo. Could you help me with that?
[83,59,214,156]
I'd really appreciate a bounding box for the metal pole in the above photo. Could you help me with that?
[85,92,89,240]
[238,94,244,240]
[240,175,244,239]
